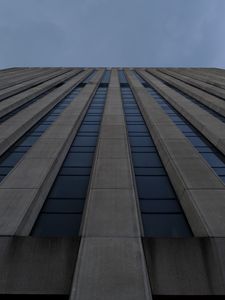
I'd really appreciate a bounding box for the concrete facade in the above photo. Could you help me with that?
[0,67,224,298]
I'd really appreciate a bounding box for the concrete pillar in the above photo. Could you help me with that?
[70,69,152,300]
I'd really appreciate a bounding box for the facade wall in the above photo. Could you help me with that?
[0,67,224,298]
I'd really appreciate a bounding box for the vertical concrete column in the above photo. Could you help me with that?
[0,68,74,101]
[137,69,225,157]
[0,68,57,90]
[149,69,225,112]
[167,68,225,90]
[70,70,152,300]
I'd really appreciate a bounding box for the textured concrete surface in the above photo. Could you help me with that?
[0,68,72,100]
[0,67,54,87]
[92,158,133,189]
[158,68,225,100]
[167,67,225,90]
[0,68,53,89]
[71,237,152,300]
[180,190,225,236]
[0,236,80,294]
[143,237,225,295]
[82,189,140,237]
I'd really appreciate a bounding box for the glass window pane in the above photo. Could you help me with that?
[132,153,162,168]
[32,213,82,236]
[49,175,89,199]
[142,214,191,237]
[136,176,175,199]
[64,153,94,167]
[42,199,84,213]
[140,199,181,213]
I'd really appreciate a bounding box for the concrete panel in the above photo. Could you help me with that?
[143,237,225,295]
[25,138,67,159]
[103,106,125,115]
[165,157,224,197]
[151,124,185,141]
[70,237,151,300]
[91,158,132,189]
[168,67,225,91]
[100,125,126,139]
[97,138,127,158]
[0,236,79,295]
[82,189,141,237]
[154,138,199,164]
[0,189,38,235]
[0,68,55,90]
[0,158,55,189]
[41,124,75,139]
[0,68,33,79]
[181,189,225,236]
[101,115,124,125]
[158,68,225,100]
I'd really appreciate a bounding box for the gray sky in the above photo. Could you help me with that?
[0,0,225,68]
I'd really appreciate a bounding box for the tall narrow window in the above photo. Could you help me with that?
[120,71,192,237]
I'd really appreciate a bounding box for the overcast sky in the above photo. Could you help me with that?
[0,0,225,68]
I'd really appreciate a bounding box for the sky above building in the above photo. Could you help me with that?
[0,0,225,68]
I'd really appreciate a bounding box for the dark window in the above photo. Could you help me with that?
[132,147,156,153]
[142,214,192,237]
[69,146,95,153]
[140,199,181,213]
[136,176,175,199]
[0,152,24,167]
[120,72,192,237]
[72,136,97,147]
[130,136,154,147]
[64,153,94,167]
[132,153,162,168]
[201,153,224,167]
[60,167,91,176]
[19,136,39,147]
[79,124,99,132]
[42,199,84,213]
[49,175,89,199]
[188,137,206,147]
[134,167,166,176]
[32,213,82,236]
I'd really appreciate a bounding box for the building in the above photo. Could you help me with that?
[0,67,224,299]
